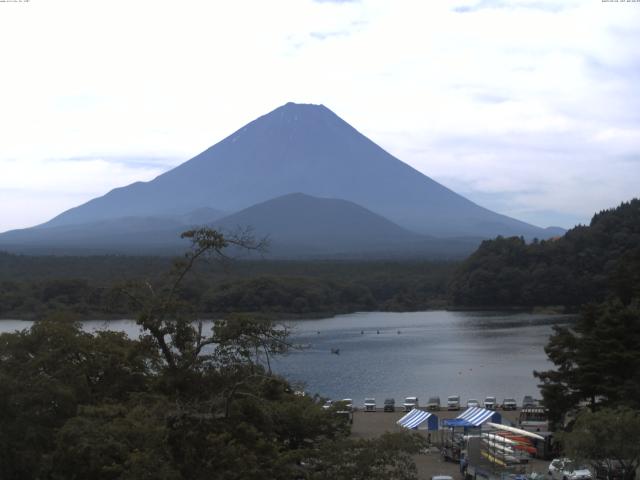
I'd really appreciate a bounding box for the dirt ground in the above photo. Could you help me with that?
[350,408,549,480]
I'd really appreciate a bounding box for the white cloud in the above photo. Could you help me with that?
[0,0,639,232]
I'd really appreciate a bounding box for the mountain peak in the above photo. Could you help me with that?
[268,102,334,122]
[25,103,555,241]
[281,101,327,110]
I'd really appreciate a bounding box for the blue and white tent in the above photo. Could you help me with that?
[397,408,438,431]
[442,407,502,428]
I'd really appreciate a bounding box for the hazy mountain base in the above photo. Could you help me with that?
[0,194,483,259]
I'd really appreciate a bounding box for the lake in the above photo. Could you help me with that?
[1,310,571,407]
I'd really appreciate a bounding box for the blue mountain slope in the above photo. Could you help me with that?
[38,102,557,239]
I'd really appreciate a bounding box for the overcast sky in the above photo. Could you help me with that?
[1,0,639,233]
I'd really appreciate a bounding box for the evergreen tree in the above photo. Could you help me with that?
[535,300,640,425]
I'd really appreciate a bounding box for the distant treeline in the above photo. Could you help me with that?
[0,256,455,319]
[4,199,639,319]
[450,199,640,308]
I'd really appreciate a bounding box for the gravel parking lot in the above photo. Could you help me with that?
[350,408,548,480]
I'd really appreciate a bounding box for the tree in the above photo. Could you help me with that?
[304,432,427,480]
[0,317,152,480]
[535,300,640,425]
[51,397,181,480]
[0,228,426,479]
[450,199,640,308]
[119,227,268,376]
[561,407,640,480]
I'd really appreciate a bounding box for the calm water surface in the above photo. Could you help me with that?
[1,311,571,406]
[273,311,571,404]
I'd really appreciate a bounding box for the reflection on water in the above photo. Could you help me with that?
[0,311,572,407]
[274,311,573,404]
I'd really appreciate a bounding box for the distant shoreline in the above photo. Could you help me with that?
[0,304,575,323]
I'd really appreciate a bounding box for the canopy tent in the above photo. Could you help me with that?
[442,407,502,428]
[397,408,438,431]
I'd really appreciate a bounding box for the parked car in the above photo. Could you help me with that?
[364,398,376,412]
[426,396,441,411]
[522,395,536,408]
[447,395,461,410]
[322,400,333,410]
[484,396,497,410]
[502,398,517,410]
[403,396,419,412]
[384,398,396,412]
[549,458,592,480]
[467,398,480,408]
[335,398,353,412]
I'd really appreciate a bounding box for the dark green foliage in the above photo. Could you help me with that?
[0,319,153,479]
[0,255,455,319]
[304,432,426,480]
[561,407,640,480]
[534,300,640,425]
[51,398,181,480]
[450,199,640,307]
[0,229,423,479]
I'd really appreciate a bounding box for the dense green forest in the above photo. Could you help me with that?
[450,199,640,308]
[0,255,455,319]
[0,230,425,479]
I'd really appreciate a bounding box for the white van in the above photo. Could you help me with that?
[447,395,461,410]
[403,396,419,411]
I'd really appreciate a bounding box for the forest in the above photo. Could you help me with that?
[2,200,639,320]
[0,255,454,320]
[449,199,640,308]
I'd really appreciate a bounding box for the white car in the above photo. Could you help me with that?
[467,398,480,408]
[426,396,441,411]
[322,400,333,410]
[549,459,592,480]
[484,396,497,410]
[364,398,376,412]
[447,395,461,410]
[341,398,354,412]
[403,396,419,411]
